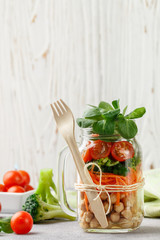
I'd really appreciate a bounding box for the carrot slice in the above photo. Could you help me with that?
[84,193,89,211]
[89,168,139,188]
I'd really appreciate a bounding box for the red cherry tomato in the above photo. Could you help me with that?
[18,170,30,187]
[7,185,25,193]
[0,184,7,192]
[90,140,112,160]
[111,141,135,162]
[11,211,33,234]
[82,148,92,163]
[25,185,34,191]
[3,170,23,188]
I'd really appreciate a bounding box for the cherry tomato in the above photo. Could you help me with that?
[0,184,7,192]
[3,170,23,188]
[11,211,33,234]
[7,185,25,193]
[25,185,34,191]
[18,170,30,187]
[82,148,92,163]
[111,141,134,162]
[90,140,112,160]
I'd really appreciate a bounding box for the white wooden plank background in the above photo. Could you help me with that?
[0,0,159,186]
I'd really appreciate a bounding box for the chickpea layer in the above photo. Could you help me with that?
[79,191,143,230]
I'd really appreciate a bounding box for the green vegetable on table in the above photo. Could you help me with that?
[144,168,160,218]
[23,168,76,223]
[0,217,13,233]
[77,100,146,139]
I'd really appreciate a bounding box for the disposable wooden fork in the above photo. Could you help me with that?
[50,99,108,228]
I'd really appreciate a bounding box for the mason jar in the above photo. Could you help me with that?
[58,128,144,233]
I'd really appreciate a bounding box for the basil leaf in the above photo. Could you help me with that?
[102,119,115,135]
[123,105,128,115]
[76,118,96,128]
[117,118,138,139]
[83,107,102,120]
[87,104,97,108]
[93,120,106,134]
[102,109,120,119]
[112,99,120,109]
[125,107,146,119]
[76,100,146,140]
[93,119,115,135]
[98,101,113,111]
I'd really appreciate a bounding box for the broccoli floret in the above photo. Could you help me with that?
[23,194,75,223]
[23,168,76,223]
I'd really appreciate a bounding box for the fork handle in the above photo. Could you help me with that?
[65,135,108,228]
[65,136,93,184]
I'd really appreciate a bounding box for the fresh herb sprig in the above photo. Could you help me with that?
[76,100,146,139]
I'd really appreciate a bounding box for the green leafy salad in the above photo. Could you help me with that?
[77,99,146,139]
[76,100,146,177]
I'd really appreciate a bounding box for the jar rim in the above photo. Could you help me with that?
[79,127,124,141]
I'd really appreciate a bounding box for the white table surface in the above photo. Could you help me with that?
[0,218,160,240]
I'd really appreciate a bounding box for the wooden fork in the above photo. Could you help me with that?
[50,99,108,228]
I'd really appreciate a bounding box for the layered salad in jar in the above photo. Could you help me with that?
[76,100,146,231]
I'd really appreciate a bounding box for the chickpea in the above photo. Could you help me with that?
[120,193,125,199]
[131,208,137,215]
[83,211,94,223]
[132,217,142,228]
[118,218,133,228]
[122,197,134,208]
[122,194,134,207]
[131,203,138,215]
[90,218,99,228]
[114,202,124,213]
[110,193,117,204]
[103,201,109,212]
[79,220,90,229]
[103,201,112,214]
[107,216,113,227]
[80,199,86,211]
[100,191,108,201]
[110,212,120,223]
[80,192,84,200]
[121,209,132,220]
[133,221,139,228]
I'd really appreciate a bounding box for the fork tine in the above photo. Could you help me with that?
[60,99,70,112]
[57,100,66,113]
[50,104,58,120]
[54,102,62,116]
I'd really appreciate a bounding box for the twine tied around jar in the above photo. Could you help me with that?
[75,162,145,216]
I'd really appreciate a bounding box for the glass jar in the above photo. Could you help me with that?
[58,128,144,233]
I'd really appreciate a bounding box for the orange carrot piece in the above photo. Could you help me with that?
[91,165,94,174]
[84,193,89,211]
[117,177,127,185]
[116,178,120,205]
[89,169,138,187]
